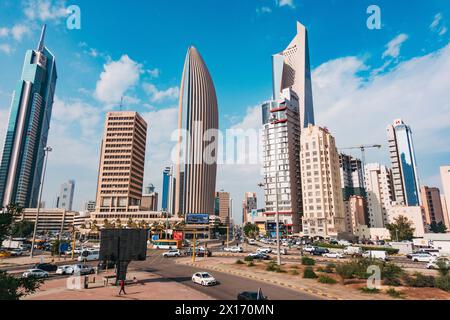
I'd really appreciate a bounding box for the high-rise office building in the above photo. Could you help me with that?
[440,166,450,228]
[261,88,303,234]
[0,25,57,208]
[56,180,75,211]
[214,191,230,225]
[242,192,257,224]
[175,47,218,217]
[420,186,446,227]
[364,163,395,228]
[339,154,365,200]
[272,21,314,128]
[161,166,176,214]
[387,119,421,206]
[95,111,147,213]
[300,125,345,237]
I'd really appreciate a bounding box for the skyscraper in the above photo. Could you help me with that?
[56,180,75,211]
[242,192,257,224]
[339,154,365,200]
[0,25,57,208]
[161,166,176,214]
[214,191,230,225]
[272,21,315,128]
[300,125,345,237]
[95,111,147,213]
[387,119,421,206]
[261,88,303,234]
[440,166,450,228]
[175,47,218,218]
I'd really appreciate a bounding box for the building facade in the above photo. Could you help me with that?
[343,195,366,235]
[214,191,231,225]
[95,111,147,213]
[20,208,74,234]
[364,163,395,228]
[387,205,426,238]
[440,166,450,228]
[339,154,365,200]
[84,200,96,212]
[261,89,303,234]
[300,125,345,238]
[161,166,176,214]
[141,183,158,211]
[0,25,57,208]
[175,47,218,217]
[56,180,75,211]
[242,192,257,224]
[420,186,446,228]
[387,119,421,206]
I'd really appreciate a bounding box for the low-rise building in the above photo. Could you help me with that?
[19,208,75,234]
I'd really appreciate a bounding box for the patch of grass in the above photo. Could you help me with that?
[316,267,325,272]
[360,287,381,294]
[318,275,337,284]
[386,288,405,299]
[324,263,335,274]
[235,259,244,265]
[303,267,318,279]
[301,257,315,266]
[435,275,450,292]
[290,269,299,275]
[404,273,435,288]
[266,261,284,272]
[247,261,255,267]
[244,256,254,262]
[290,265,298,269]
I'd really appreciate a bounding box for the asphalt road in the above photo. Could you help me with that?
[130,251,321,300]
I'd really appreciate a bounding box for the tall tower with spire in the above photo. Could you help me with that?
[0,25,57,208]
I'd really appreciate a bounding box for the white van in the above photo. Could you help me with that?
[362,250,388,261]
[344,246,363,256]
[78,249,100,262]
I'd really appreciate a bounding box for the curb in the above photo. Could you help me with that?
[176,260,342,300]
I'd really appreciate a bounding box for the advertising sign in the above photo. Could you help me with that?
[151,234,159,241]
[173,231,183,241]
[186,213,209,225]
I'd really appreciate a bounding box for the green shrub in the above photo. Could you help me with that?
[316,267,325,272]
[324,263,335,274]
[266,261,283,272]
[361,246,399,255]
[435,275,450,292]
[360,287,380,294]
[313,242,345,249]
[318,275,337,284]
[383,277,402,286]
[301,257,315,266]
[404,273,435,288]
[244,256,254,262]
[382,263,404,279]
[247,261,255,267]
[335,263,356,280]
[386,288,404,299]
[290,269,299,275]
[436,261,449,277]
[303,267,318,279]
[235,259,244,265]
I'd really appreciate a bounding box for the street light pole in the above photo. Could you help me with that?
[271,114,281,266]
[30,146,52,258]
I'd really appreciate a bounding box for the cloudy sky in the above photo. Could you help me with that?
[0,0,449,223]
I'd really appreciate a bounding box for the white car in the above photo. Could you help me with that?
[411,253,435,263]
[10,249,23,256]
[224,246,243,253]
[427,258,449,269]
[23,269,49,278]
[192,272,217,286]
[303,246,316,253]
[257,248,272,254]
[56,265,74,275]
[248,239,256,245]
[323,252,344,259]
[162,250,181,258]
[273,248,288,255]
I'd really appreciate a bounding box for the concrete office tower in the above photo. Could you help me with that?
[95,111,147,213]
[300,125,345,238]
[440,166,450,228]
[343,195,366,235]
[161,166,176,214]
[339,154,365,200]
[56,180,75,211]
[364,163,395,228]
[242,192,257,224]
[215,191,230,225]
[420,186,446,228]
[272,21,314,128]
[261,88,303,234]
[387,119,421,206]
[0,25,57,208]
[141,183,158,211]
[175,47,218,217]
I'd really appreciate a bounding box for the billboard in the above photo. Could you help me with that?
[186,213,209,225]
[173,231,183,241]
[99,229,148,262]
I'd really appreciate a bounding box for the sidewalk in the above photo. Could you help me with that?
[1,253,77,269]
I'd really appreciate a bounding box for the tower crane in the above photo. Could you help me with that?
[338,144,382,168]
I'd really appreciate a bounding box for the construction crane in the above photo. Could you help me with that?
[339,144,382,168]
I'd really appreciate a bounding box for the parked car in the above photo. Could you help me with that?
[323,252,344,259]
[272,248,288,255]
[10,249,23,256]
[247,252,271,260]
[256,248,272,254]
[22,269,49,278]
[343,246,363,256]
[427,257,449,269]
[303,246,316,253]
[192,272,217,286]
[411,253,435,263]
[97,260,116,270]
[311,248,330,256]
[162,249,181,258]
[362,250,388,261]
[248,239,256,245]
[34,263,58,272]
[56,265,74,275]
[237,290,268,300]
[72,264,96,275]
[407,250,433,259]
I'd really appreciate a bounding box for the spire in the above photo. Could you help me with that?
[37,24,46,52]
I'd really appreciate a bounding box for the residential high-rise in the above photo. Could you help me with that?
[56,180,75,211]
[387,119,421,206]
[0,25,57,208]
[214,191,230,225]
[175,47,218,217]
[242,192,257,224]
[343,195,366,235]
[300,125,345,238]
[95,111,147,213]
[364,163,395,228]
[339,154,365,200]
[272,21,315,128]
[440,166,450,228]
[141,183,158,211]
[420,186,446,228]
[261,88,303,234]
[161,166,176,214]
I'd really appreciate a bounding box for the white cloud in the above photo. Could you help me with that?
[256,6,272,14]
[94,55,142,105]
[382,34,408,59]
[11,24,31,41]
[277,0,295,8]
[0,28,9,37]
[143,83,180,103]
[23,0,68,22]
[430,13,447,36]
[0,44,13,55]
[430,13,443,30]
[147,68,160,78]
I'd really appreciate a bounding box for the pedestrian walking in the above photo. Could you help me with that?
[119,279,126,295]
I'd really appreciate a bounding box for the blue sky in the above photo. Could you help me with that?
[0,0,449,221]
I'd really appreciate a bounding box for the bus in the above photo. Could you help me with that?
[152,239,182,250]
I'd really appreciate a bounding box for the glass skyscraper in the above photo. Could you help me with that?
[0,25,57,208]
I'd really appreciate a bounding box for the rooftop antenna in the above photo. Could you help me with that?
[37,24,47,52]
[119,96,124,111]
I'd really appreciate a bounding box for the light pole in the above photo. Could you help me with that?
[30,146,52,258]
[271,114,281,266]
